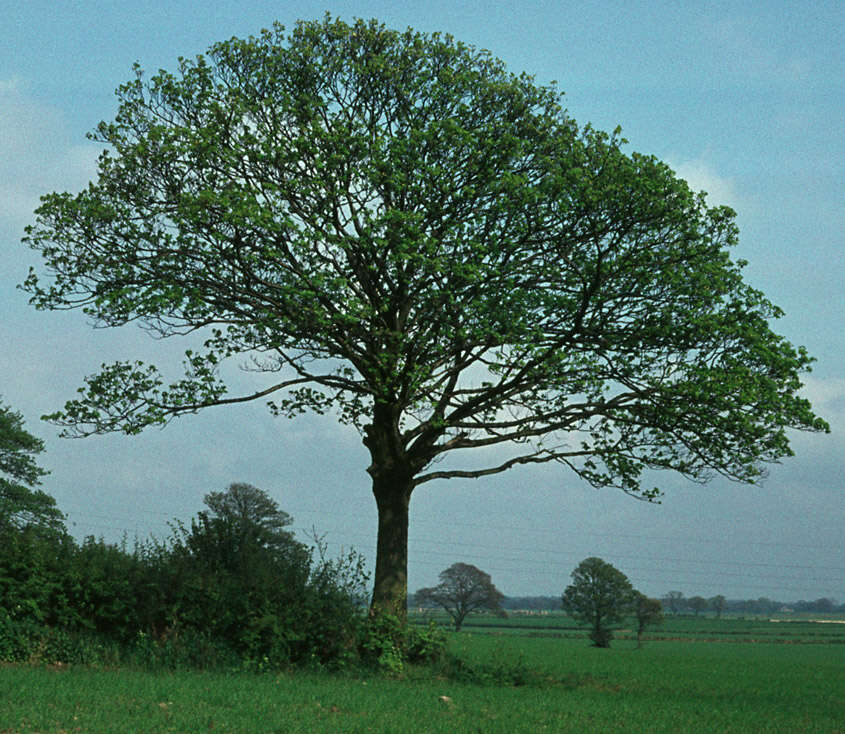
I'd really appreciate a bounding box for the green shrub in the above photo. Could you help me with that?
[0,616,121,665]
[1,485,375,671]
[359,615,448,674]
[128,628,240,671]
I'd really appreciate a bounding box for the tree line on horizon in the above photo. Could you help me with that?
[412,557,663,647]
[489,593,843,615]
[410,556,842,649]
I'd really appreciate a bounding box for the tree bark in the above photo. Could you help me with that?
[364,403,416,619]
[370,480,412,618]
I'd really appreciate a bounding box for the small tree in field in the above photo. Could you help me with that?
[562,557,634,647]
[663,591,685,615]
[710,594,727,618]
[688,595,708,616]
[632,592,663,648]
[23,16,827,618]
[416,562,504,631]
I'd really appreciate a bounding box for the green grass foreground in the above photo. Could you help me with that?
[2,628,844,733]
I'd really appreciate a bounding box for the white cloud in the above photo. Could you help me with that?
[799,376,845,428]
[669,158,741,209]
[0,84,99,233]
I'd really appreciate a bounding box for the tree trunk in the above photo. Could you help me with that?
[370,476,412,618]
[364,404,416,619]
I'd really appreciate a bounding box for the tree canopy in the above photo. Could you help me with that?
[174,482,307,583]
[23,16,827,615]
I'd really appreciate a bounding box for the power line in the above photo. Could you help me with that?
[54,501,843,599]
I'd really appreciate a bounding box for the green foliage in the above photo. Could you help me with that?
[633,592,664,647]
[145,485,370,668]
[0,524,75,626]
[359,614,447,675]
[129,628,241,671]
[203,482,295,550]
[434,642,535,687]
[0,483,371,671]
[561,557,635,648]
[0,398,65,535]
[0,614,121,665]
[359,613,407,675]
[62,536,154,638]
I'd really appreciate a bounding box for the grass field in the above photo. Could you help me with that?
[414,610,845,643]
[2,617,844,733]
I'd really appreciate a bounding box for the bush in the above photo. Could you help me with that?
[0,615,121,665]
[359,615,447,675]
[129,628,240,671]
[1,485,377,671]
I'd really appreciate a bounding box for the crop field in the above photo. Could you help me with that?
[2,616,844,733]
[414,610,845,643]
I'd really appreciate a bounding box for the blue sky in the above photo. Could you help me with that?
[2,0,843,601]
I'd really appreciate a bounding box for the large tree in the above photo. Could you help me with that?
[22,17,826,616]
[415,562,505,631]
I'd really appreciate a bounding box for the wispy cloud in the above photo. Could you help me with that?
[0,84,99,233]
[668,157,741,209]
[708,18,812,83]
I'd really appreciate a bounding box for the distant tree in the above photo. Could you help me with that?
[633,592,664,648]
[202,482,296,552]
[811,598,835,614]
[562,557,634,647]
[753,597,778,615]
[688,595,708,616]
[23,16,827,619]
[710,594,727,618]
[663,591,685,615]
[501,596,560,611]
[416,563,505,631]
[0,399,65,535]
